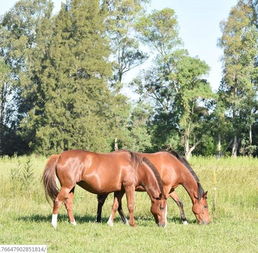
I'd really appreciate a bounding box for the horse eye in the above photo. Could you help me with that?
[204,205,208,209]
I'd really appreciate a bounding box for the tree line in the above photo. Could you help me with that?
[0,0,257,158]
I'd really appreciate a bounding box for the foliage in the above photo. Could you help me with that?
[133,9,215,158]
[10,157,34,190]
[0,0,257,157]
[218,0,258,156]
[0,0,54,154]
[102,0,149,89]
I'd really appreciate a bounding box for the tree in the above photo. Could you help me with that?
[0,59,11,155]
[219,0,258,157]
[19,0,119,154]
[174,55,213,159]
[101,0,149,90]
[0,0,53,154]
[133,9,213,158]
[127,102,152,151]
[100,0,151,149]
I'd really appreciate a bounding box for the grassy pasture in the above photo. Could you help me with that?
[0,155,257,252]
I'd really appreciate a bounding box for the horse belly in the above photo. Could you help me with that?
[77,173,122,194]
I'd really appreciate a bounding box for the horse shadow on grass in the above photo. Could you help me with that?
[132,215,197,225]
[17,214,196,225]
[17,214,100,224]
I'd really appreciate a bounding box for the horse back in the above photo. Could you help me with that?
[138,152,182,186]
[56,150,135,194]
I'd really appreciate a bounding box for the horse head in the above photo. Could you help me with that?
[192,191,211,225]
[150,193,167,227]
[141,157,168,227]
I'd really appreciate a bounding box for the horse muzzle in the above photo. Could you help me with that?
[198,220,210,225]
[158,222,167,228]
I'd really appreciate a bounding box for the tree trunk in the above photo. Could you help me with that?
[231,135,238,157]
[217,133,222,157]
[114,138,118,151]
[249,124,252,145]
[184,133,201,160]
[0,84,5,156]
[184,136,190,159]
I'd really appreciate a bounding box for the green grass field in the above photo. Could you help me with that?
[0,155,257,252]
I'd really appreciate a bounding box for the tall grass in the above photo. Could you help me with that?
[0,155,257,252]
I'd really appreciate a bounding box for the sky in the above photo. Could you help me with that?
[0,0,238,91]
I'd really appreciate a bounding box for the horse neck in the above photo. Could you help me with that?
[138,163,162,199]
[179,166,199,205]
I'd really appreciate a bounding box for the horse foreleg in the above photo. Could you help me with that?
[124,185,136,227]
[107,191,122,226]
[64,187,76,225]
[170,191,188,224]
[52,186,72,228]
[96,193,109,223]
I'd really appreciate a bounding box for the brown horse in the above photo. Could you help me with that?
[97,150,211,225]
[42,150,167,228]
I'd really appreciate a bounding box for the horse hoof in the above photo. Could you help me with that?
[183,221,188,225]
[71,221,77,226]
[51,223,57,229]
[107,221,114,226]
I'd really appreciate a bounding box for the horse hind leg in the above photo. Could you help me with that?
[52,186,73,228]
[124,185,136,227]
[96,193,109,223]
[64,187,76,225]
[170,191,188,224]
[117,192,128,225]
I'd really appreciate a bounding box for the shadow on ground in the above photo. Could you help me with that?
[17,214,98,224]
[17,214,196,225]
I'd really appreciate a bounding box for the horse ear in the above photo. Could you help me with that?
[203,191,208,199]
[155,193,164,200]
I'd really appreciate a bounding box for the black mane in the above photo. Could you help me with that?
[142,157,164,196]
[168,150,205,199]
[128,151,164,196]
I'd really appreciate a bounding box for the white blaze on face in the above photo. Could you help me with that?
[165,203,168,227]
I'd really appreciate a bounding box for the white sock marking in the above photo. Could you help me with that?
[51,214,58,228]
[71,220,77,226]
[107,215,114,226]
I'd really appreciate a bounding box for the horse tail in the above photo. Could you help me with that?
[42,154,60,202]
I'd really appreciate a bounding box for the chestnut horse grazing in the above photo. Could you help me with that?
[42,150,167,228]
[97,150,211,225]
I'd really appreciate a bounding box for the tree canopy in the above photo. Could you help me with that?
[0,0,257,157]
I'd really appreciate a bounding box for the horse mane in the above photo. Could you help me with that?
[128,151,164,196]
[142,157,164,196]
[168,150,205,199]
